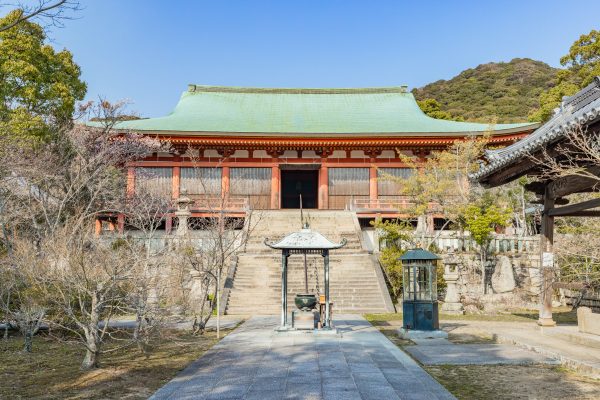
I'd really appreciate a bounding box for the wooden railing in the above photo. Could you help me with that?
[350,197,442,212]
[184,196,250,212]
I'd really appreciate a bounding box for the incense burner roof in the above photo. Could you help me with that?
[265,228,346,250]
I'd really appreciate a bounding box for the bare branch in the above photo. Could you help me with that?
[0,1,81,33]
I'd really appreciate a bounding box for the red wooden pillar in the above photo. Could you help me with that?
[117,214,125,234]
[271,164,280,209]
[222,166,230,199]
[126,167,136,198]
[94,219,102,236]
[172,166,180,199]
[369,165,378,205]
[166,216,173,234]
[319,165,329,209]
[538,186,556,326]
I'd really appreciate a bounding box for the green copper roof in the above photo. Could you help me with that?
[399,249,440,261]
[108,85,537,135]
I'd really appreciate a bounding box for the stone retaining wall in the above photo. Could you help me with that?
[439,251,542,313]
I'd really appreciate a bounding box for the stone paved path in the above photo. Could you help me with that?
[149,315,455,400]
[476,321,600,377]
[404,338,558,365]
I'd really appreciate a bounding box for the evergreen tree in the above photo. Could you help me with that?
[530,30,600,122]
[0,9,86,144]
[417,98,463,121]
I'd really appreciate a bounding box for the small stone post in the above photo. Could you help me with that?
[174,190,194,236]
[442,249,464,315]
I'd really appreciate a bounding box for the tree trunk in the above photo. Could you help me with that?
[81,325,101,369]
[82,293,102,369]
[481,248,487,294]
[23,331,32,352]
[81,345,99,370]
[133,311,149,355]
[416,215,427,246]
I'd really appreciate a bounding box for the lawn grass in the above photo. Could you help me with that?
[425,364,600,400]
[0,328,235,400]
[366,310,600,400]
[365,306,578,325]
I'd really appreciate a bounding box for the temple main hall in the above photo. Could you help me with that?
[111,84,537,223]
[95,84,540,314]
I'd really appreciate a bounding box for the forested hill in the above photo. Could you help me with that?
[412,58,558,123]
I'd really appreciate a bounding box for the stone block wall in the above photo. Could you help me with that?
[439,251,542,313]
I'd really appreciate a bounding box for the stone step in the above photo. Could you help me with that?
[246,235,359,241]
[227,293,387,303]
[234,270,376,276]
[233,272,377,277]
[232,280,380,285]
[225,307,389,315]
[231,281,381,287]
[233,268,377,273]
[232,279,378,284]
[242,250,364,255]
[224,210,391,315]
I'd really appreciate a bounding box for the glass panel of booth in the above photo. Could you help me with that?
[431,263,437,301]
[417,263,427,300]
[403,262,413,301]
[403,260,439,301]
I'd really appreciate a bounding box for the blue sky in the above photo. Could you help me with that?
[49,0,600,118]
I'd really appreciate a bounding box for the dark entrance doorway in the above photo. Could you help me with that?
[281,169,319,209]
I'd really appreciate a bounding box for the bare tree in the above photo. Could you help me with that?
[532,125,600,187]
[0,1,81,33]
[12,226,136,368]
[14,304,45,352]
[0,259,17,340]
[170,150,260,337]
[0,248,46,352]
[119,188,173,355]
[0,100,165,368]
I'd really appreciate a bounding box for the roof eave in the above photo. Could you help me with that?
[109,124,539,138]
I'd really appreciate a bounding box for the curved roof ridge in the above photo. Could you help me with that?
[96,84,539,134]
[187,84,409,95]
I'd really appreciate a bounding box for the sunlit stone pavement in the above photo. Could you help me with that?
[149,315,455,400]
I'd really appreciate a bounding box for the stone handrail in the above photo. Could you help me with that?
[380,234,539,254]
[218,255,238,316]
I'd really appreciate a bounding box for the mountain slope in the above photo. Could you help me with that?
[413,58,558,123]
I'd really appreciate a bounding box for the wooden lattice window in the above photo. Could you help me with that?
[180,167,222,196]
[135,167,172,199]
[377,167,413,197]
[230,167,271,209]
[328,168,369,209]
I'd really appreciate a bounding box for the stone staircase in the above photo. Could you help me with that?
[224,210,393,315]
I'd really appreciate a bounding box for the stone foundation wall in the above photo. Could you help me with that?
[440,251,542,313]
[563,289,600,313]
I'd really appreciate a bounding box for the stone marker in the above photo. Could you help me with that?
[578,306,600,336]
[492,255,516,293]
